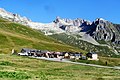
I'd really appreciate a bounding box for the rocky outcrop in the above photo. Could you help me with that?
[53,17,93,33]
[91,18,120,44]
[53,17,120,45]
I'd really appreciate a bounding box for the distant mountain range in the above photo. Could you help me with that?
[0,8,120,56]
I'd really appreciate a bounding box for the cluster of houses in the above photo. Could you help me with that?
[18,48,98,60]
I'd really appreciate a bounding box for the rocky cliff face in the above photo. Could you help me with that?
[53,17,120,45]
[91,18,120,43]
[54,16,92,32]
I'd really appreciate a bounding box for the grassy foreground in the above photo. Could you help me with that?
[0,54,120,80]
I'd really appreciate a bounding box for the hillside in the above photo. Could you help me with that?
[0,18,84,54]
[50,33,116,57]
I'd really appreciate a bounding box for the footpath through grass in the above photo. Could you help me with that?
[0,54,120,80]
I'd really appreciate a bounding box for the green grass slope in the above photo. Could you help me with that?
[0,18,84,53]
[0,54,120,80]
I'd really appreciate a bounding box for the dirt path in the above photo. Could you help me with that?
[30,56,120,70]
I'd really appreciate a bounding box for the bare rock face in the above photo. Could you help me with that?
[92,18,113,41]
[113,24,120,44]
[91,18,120,44]
[54,17,92,32]
[53,17,120,44]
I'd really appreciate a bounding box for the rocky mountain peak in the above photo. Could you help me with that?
[95,18,106,22]
[54,17,92,26]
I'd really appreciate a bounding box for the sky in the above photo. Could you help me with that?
[0,0,120,23]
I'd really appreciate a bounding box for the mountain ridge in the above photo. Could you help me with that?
[0,8,120,56]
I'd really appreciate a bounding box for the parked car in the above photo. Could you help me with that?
[18,52,28,56]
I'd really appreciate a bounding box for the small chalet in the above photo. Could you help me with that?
[53,52,61,58]
[40,50,50,58]
[69,52,82,60]
[74,53,81,60]
[86,52,98,60]
[20,48,38,56]
[62,52,69,58]
[69,53,75,59]
[18,48,31,56]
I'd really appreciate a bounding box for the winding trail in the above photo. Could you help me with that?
[30,56,120,70]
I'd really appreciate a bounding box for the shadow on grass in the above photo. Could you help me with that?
[0,71,31,80]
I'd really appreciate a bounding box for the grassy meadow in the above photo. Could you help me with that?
[0,54,120,80]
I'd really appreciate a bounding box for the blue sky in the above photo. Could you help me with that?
[0,0,120,23]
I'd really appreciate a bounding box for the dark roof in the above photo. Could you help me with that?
[74,54,81,56]
[69,53,74,56]
[59,53,64,56]
[21,48,38,52]
[40,50,49,53]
